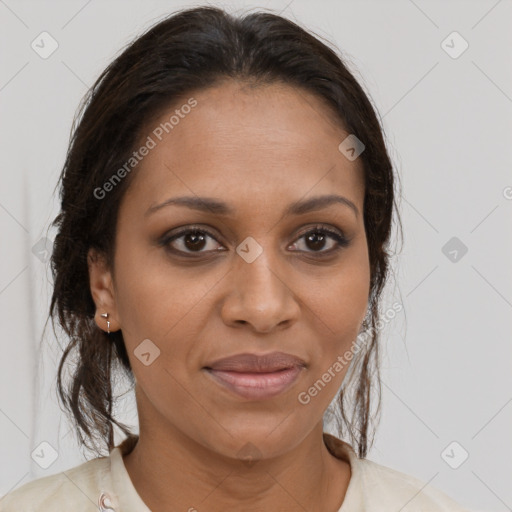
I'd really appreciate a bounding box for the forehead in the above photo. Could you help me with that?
[123,81,364,213]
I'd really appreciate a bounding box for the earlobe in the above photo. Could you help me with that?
[87,248,120,333]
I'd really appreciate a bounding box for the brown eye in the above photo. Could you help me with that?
[289,226,350,254]
[182,231,207,251]
[162,228,224,254]
[305,231,329,251]
[159,224,349,258]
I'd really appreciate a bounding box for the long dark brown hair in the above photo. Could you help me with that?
[46,5,402,458]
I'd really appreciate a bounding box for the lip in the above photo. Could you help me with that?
[204,351,307,372]
[203,351,307,400]
[205,366,304,400]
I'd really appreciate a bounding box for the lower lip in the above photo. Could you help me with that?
[205,366,303,400]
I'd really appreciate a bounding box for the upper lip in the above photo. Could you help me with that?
[204,351,307,373]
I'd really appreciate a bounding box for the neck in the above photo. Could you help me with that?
[122,413,350,512]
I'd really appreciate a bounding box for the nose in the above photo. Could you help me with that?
[220,249,300,334]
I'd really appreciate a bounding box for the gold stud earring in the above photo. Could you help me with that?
[100,312,110,334]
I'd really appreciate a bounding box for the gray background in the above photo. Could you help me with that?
[1,1,511,510]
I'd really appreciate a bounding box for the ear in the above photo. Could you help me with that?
[87,247,120,333]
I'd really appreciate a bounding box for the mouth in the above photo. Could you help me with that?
[203,366,304,400]
[202,351,307,400]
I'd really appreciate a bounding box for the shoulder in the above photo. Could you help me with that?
[323,433,469,511]
[357,457,469,511]
[0,455,110,512]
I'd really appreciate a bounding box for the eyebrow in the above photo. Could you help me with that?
[145,194,359,219]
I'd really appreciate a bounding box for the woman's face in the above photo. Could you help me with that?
[90,80,370,459]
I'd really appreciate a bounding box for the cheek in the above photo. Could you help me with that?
[303,255,370,387]
[309,256,369,339]
[113,238,211,345]
[113,251,225,398]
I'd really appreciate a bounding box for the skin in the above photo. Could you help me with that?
[88,80,370,512]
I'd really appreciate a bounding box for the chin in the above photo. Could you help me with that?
[200,421,309,461]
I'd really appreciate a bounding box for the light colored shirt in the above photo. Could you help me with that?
[0,433,469,511]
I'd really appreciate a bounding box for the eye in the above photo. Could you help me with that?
[161,227,224,255]
[159,224,350,257]
[289,225,350,254]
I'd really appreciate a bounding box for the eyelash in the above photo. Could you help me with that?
[159,224,350,258]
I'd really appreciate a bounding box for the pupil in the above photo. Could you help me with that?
[307,232,325,251]
[185,232,206,251]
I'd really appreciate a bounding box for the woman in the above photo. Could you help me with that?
[0,5,468,511]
